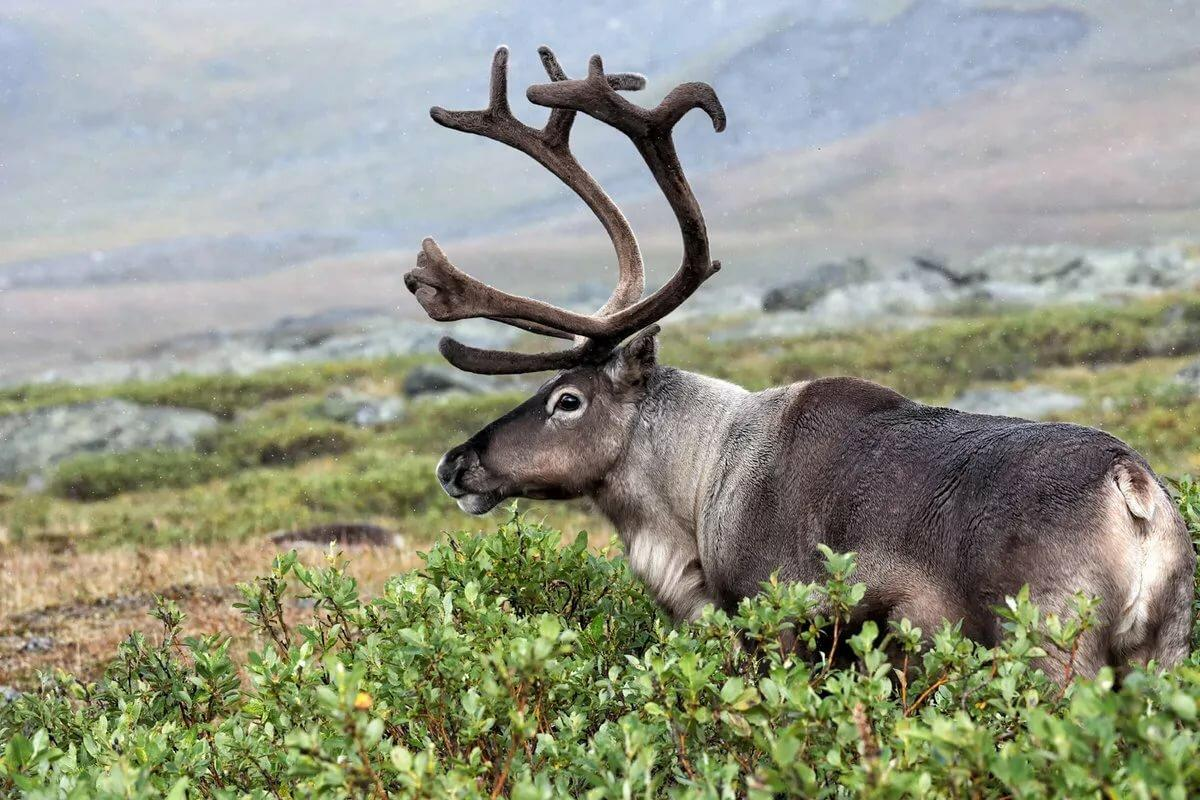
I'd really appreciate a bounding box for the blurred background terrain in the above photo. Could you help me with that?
[1,1,1199,691]
[2,0,1198,375]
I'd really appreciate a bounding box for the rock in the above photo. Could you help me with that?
[0,400,219,480]
[21,635,54,653]
[672,282,765,321]
[1147,303,1200,357]
[0,685,20,703]
[716,277,955,342]
[0,317,523,390]
[1175,360,1200,397]
[318,388,406,427]
[967,240,1200,302]
[950,386,1084,420]
[269,523,403,549]
[910,253,987,287]
[762,257,876,312]
[403,365,490,397]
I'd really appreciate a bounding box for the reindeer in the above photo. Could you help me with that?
[404,46,1195,677]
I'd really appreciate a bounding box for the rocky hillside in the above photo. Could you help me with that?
[2,238,1197,389]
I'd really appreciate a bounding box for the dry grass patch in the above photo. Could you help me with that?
[0,517,615,688]
[0,538,423,688]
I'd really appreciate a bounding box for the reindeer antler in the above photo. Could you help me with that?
[404,46,724,374]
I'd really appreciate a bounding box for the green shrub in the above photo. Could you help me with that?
[2,484,1198,797]
[666,295,1200,398]
[47,450,236,501]
[199,418,360,468]
[43,418,362,503]
[292,454,444,516]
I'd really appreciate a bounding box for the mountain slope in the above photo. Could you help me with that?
[1,1,1198,373]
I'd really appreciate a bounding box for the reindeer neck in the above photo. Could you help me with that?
[593,366,748,544]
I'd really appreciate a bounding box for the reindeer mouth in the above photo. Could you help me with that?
[455,492,504,516]
[440,478,503,516]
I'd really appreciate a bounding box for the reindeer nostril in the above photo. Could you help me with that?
[437,445,478,493]
[436,458,456,486]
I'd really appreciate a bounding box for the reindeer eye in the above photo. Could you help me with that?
[553,392,583,414]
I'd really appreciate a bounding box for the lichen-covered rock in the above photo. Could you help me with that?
[0,400,218,480]
[762,258,877,312]
[967,240,1200,301]
[318,388,406,427]
[0,317,523,390]
[1176,359,1200,398]
[269,522,403,549]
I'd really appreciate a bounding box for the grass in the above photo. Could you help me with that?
[0,388,599,551]
[0,538,427,690]
[2,295,1198,550]
[666,293,1200,398]
[0,357,423,419]
[1,295,1199,689]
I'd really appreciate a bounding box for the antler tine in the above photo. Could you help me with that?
[406,47,724,373]
[517,53,726,341]
[408,46,650,358]
[437,336,605,376]
[527,55,724,136]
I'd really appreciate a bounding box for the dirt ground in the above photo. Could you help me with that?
[0,539,422,689]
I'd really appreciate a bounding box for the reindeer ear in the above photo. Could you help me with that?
[606,325,660,389]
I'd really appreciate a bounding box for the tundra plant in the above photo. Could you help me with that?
[2,481,1199,798]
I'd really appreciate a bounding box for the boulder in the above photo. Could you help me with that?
[716,277,954,342]
[1175,359,1200,398]
[403,365,490,398]
[317,388,406,427]
[269,523,403,549]
[21,635,54,653]
[966,240,1200,302]
[950,386,1084,420]
[762,257,876,312]
[0,317,523,390]
[0,400,219,480]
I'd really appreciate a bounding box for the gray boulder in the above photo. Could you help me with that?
[950,386,1084,420]
[269,522,403,549]
[318,388,406,427]
[0,400,219,480]
[966,240,1200,302]
[716,277,954,343]
[21,635,54,653]
[762,258,876,312]
[403,365,490,398]
[1175,360,1200,398]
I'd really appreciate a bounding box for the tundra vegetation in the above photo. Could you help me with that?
[1,296,1200,796]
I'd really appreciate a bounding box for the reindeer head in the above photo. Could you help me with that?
[404,46,723,514]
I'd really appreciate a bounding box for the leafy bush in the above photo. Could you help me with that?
[199,418,359,468]
[2,485,1199,797]
[291,454,444,516]
[43,418,361,503]
[47,450,236,502]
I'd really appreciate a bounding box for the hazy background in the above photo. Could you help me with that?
[2,0,1198,374]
